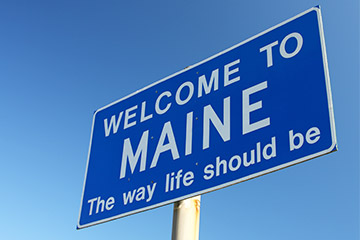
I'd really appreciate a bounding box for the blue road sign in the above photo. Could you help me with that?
[78,7,337,229]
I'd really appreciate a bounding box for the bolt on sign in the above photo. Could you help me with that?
[78,7,337,229]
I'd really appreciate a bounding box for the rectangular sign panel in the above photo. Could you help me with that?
[78,7,337,229]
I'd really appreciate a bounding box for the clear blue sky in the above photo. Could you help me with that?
[0,0,358,239]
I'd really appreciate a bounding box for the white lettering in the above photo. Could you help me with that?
[224,59,240,86]
[306,127,320,144]
[203,164,214,180]
[104,112,123,137]
[198,69,219,97]
[203,97,231,149]
[175,81,194,105]
[155,91,172,115]
[120,130,149,179]
[242,81,270,134]
[165,170,194,192]
[216,156,227,176]
[185,112,193,156]
[87,197,97,216]
[105,197,115,211]
[280,32,303,58]
[262,136,276,160]
[289,130,304,151]
[123,190,136,205]
[95,197,105,214]
[124,105,137,129]
[123,182,157,205]
[151,121,180,168]
[140,101,153,122]
[260,40,279,67]
[146,182,157,202]
[243,151,255,167]
[228,155,241,171]
[88,196,115,215]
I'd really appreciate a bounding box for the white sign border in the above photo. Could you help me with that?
[77,6,337,229]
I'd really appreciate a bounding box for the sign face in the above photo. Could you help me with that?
[78,7,337,229]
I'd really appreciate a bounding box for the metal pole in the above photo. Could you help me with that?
[171,196,201,240]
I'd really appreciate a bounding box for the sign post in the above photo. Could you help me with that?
[172,196,201,240]
[78,6,336,230]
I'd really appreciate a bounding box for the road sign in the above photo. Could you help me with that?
[78,7,337,229]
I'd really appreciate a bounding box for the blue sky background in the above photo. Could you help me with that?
[0,0,358,239]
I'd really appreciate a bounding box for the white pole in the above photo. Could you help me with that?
[171,196,201,240]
